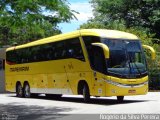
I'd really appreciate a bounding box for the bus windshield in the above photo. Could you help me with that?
[102,38,147,78]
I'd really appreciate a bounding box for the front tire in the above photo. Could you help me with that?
[23,83,31,98]
[82,84,90,102]
[16,83,23,97]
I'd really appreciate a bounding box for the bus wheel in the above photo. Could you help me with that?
[23,83,31,98]
[16,83,23,97]
[82,84,90,102]
[117,96,124,102]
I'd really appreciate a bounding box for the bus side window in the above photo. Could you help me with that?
[11,50,17,63]
[19,48,29,63]
[53,41,65,60]
[82,36,106,73]
[66,38,85,61]
[7,50,18,64]
[30,46,38,62]
[68,49,74,57]
[6,38,84,64]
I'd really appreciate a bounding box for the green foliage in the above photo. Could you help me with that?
[90,0,160,41]
[0,0,75,46]
[80,21,105,29]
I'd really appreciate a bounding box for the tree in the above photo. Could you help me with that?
[86,0,160,42]
[0,0,75,46]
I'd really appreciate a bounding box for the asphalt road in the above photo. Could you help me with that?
[0,92,160,120]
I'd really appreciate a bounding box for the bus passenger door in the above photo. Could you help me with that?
[90,46,106,96]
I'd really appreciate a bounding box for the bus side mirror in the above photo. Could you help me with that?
[142,45,156,60]
[91,43,110,59]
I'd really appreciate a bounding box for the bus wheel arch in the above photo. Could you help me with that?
[16,81,23,97]
[23,81,31,98]
[77,80,90,102]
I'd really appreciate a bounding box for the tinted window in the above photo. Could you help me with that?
[83,36,106,73]
[6,38,85,64]
[66,38,85,61]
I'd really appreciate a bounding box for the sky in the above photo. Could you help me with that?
[58,0,93,33]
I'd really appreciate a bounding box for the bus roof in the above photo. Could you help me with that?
[6,29,139,51]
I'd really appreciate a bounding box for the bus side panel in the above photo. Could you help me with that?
[31,74,48,93]
[6,75,15,92]
[64,58,93,95]
[5,74,33,92]
[47,73,71,94]
[29,60,69,94]
[66,71,93,95]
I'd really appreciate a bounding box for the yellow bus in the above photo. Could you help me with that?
[5,29,155,102]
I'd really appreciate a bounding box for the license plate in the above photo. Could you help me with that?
[128,90,136,93]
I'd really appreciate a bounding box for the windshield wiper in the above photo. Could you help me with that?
[124,42,142,77]
[128,54,142,77]
[124,47,132,75]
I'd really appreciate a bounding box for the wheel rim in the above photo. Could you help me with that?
[17,85,22,97]
[24,84,30,97]
[82,84,90,102]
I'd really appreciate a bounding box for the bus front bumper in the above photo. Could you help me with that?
[105,80,148,96]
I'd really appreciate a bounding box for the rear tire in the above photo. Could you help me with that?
[117,96,124,102]
[16,83,23,97]
[82,84,90,102]
[23,83,31,98]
